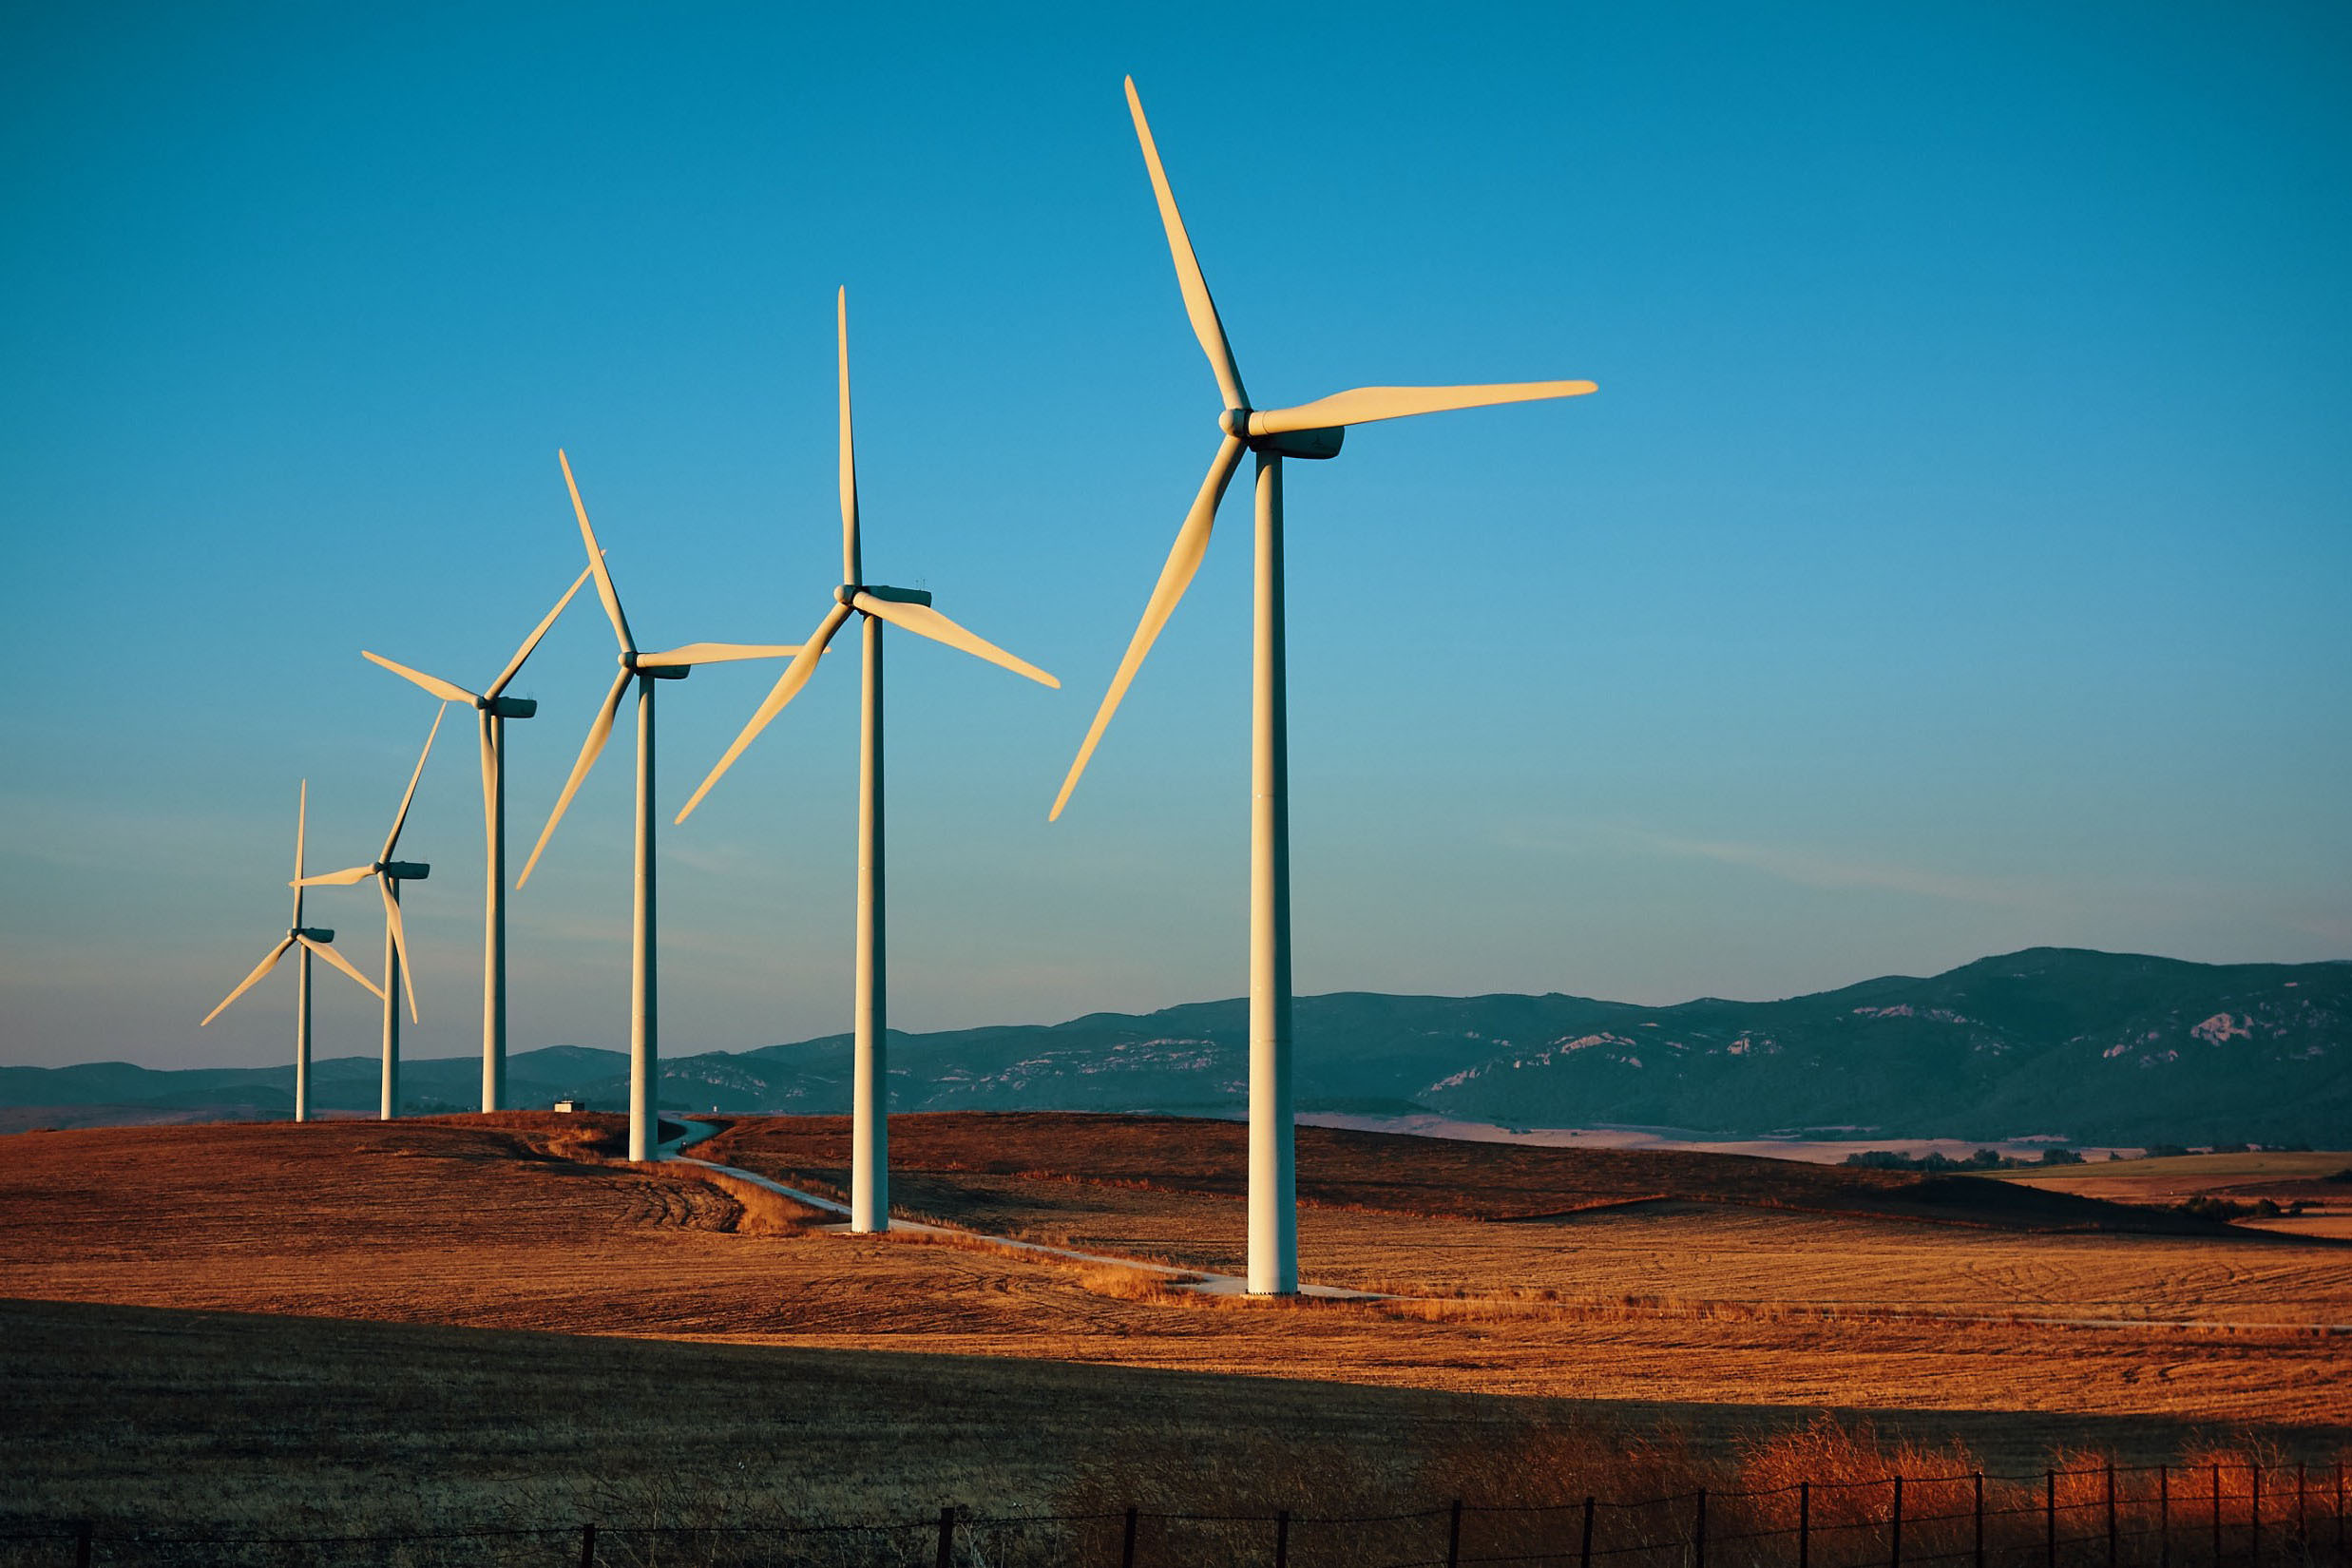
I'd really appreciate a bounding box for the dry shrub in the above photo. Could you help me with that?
[1735,1417,1985,1568]
[2174,1436,2303,1526]
[694,1169,827,1235]
[1071,1262,1184,1300]
[1741,1413,1980,1499]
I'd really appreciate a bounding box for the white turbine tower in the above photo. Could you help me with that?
[300,706,446,1120]
[676,288,1060,1233]
[360,566,592,1113]
[519,451,803,1162]
[201,780,387,1121]
[1050,79,1598,1294]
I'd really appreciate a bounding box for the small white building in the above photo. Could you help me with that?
[552,1100,579,1114]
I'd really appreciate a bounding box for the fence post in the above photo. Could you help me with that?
[1891,1477,1903,1568]
[2336,1460,2344,1566]
[2252,1465,2262,1568]
[74,1522,91,1568]
[2159,1465,2169,1568]
[1696,1488,1709,1568]
[579,1523,596,1568]
[2297,1463,2306,1562]
[1975,1474,1985,1568]
[1122,1505,1138,1568]
[2214,1467,2222,1568]
[1276,1509,1291,1568]
[1581,1497,1596,1568]
[2048,1469,2057,1568]
[1801,1482,1811,1568]
[2116,1466,2135,1568]
[1448,1499,1464,1568]
[936,1505,956,1568]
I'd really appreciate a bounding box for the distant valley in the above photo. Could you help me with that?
[7,947,2345,1146]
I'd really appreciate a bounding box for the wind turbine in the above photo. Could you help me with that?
[675,288,1060,1233]
[299,706,446,1120]
[518,450,804,1162]
[1050,79,1598,1294]
[201,780,386,1121]
[360,566,592,1113]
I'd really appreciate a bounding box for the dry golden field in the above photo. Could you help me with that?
[1999,1151,2352,1241]
[2,1113,2345,1437]
[5,1113,2351,1544]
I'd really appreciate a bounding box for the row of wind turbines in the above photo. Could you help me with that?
[201,78,1597,1294]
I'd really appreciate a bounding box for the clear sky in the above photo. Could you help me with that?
[3,2,2347,1071]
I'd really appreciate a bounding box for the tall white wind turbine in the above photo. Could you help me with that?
[360,567,592,1113]
[676,288,1060,1233]
[201,781,387,1121]
[519,451,803,1162]
[299,706,446,1119]
[1051,79,1598,1294]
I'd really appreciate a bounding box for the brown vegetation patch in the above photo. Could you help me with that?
[698,1114,2258,1235]
[6,1297,2344,1546]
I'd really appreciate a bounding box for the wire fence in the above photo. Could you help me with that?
[3,1462,2344,1568]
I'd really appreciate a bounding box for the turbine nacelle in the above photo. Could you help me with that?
[292,858,429,888]
[836,583,933,609]
[1217,407,1345,459]
[292,926,335,943]
[486,695,539,717]
[618,650,691,680]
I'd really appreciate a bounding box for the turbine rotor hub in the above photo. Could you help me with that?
[1218,407,1252,438]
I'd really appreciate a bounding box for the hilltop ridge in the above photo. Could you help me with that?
[7,947,2344,1144]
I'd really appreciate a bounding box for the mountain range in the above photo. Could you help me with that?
[6,948,2345,1145]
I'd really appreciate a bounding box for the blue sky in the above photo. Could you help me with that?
[3,2,2347,1070]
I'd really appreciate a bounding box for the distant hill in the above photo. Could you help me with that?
[6,948,2345,1145]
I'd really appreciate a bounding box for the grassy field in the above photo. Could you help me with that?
[3,1113,2347,1533]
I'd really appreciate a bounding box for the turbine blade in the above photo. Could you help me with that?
[478,709,497,853]
[1250,380,1597,435]
[488,564,596,698]
[382,879,420,1023]
[297,934,385,1001]
[362,651,481,707]
[1125,76,1248,411]
[296,865,379,888]
[518,668,633,886]
[675,602,852,824]
[201,936,296,1026]
[1049,433,1244,821]
[633,642,805,668]
[839,287,860,583]
[559,449,635,654]
[851,594,1058,689]
[291,779,307,929]
[380,703,447,862]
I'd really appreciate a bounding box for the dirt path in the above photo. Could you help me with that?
[673,1137,1383,1299]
